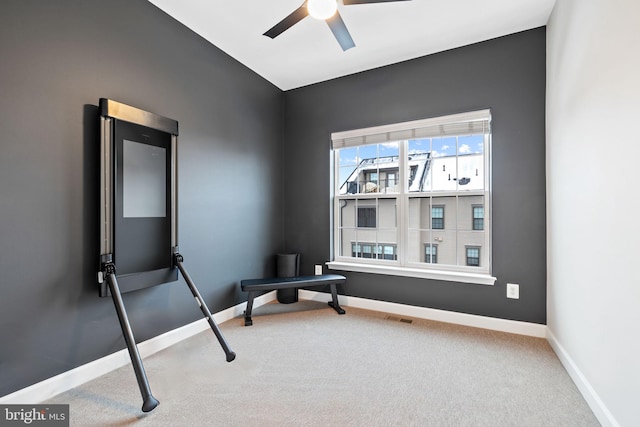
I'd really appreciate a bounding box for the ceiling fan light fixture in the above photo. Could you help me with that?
[307,0,338,20]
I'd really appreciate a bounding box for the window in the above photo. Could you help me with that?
[472,205,484,230]
[425,244,437,264]
[366,171,378,186]
[357,207,376,228]
[352,243,397,260]
[387,172,397,188]
[330,110,494,284]
[431,206,444,229]
[466,247,480,266]
[382,245,397,260]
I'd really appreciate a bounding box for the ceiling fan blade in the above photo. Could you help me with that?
[343,0,412,4]
[326,11,355,51]
[263,4,309,39]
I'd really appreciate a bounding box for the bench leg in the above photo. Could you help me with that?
[244,291,257,326]
[328,283,346,315]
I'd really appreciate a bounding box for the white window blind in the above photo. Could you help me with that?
[331,109,491,150]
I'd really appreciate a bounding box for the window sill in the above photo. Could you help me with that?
[326,261,496,286]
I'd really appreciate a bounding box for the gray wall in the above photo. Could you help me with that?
[0,1,547,398]
[283,28,546,324]
[0,0,283,396]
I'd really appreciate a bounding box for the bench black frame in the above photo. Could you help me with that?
[240,274,346,326]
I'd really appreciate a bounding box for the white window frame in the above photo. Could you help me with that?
[328,110,496,286]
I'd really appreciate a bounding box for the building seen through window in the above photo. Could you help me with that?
[332,110,491,275]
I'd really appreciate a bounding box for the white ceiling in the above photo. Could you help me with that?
[148,0,556,91]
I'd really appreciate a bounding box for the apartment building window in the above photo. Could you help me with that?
[382,245,397,260]
[330,110,494,285]
[352,243,397,260]
[472,205,484,230]
[466,247,480,266]
[425,244,437,264]
[431,206,444,229]
[357,207,376,228]
[387,172,397,188]
[366,172,378,185]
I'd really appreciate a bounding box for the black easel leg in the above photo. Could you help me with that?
[106,271,159,412]
[175,254,236,362]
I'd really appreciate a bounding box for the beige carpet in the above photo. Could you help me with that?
[46,300,599,426]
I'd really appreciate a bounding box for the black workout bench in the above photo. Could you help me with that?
[240,274,346,326]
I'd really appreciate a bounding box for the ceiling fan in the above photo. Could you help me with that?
[263,0,412,51]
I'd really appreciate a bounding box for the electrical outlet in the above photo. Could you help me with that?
[507,283,519,299]
[315,265,323,275]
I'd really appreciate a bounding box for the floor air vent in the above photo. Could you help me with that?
[386,316,413,324]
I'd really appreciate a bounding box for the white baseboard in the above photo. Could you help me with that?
[0,291,277,405]
[546,329,620,427]
[4,288,618,426]
[1,290,547,405]
[299,290,547,338]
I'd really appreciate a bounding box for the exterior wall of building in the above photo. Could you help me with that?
[408,194,486,267]
[337,147,487,268]
[339,198,397,257]
[339,194,487,268]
